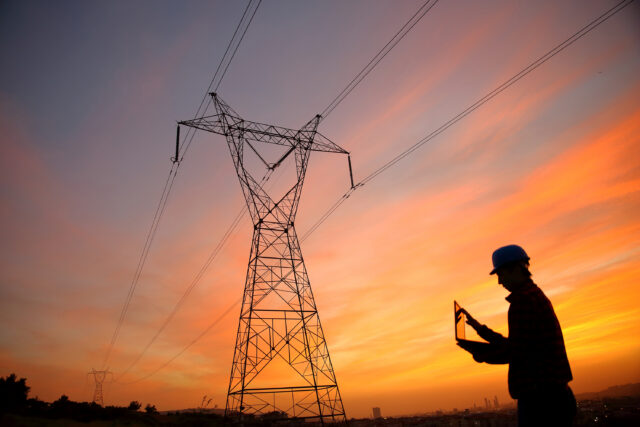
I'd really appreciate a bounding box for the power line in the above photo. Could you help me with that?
[117,0,634,383]
[114,0,425,371]
[100,0,261,370]
[215,0,262,93]
[112,0,282,377]
[118,299,241,385]
[319,0,440,120]
[114,170,273,382]
[189,0,255,124]
[112,0,440,383]
[180,0,263,159]
[300,184,359,243]
[303,0,635,241]
[113,206,245,381]
[114,158,292,381]
[102,164,178,368]
[116,165,336,384]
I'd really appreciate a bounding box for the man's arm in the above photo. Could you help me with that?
[459,308,508,344]
[457,309,509,364]
[476,324,507,345]
[457,340,509,364]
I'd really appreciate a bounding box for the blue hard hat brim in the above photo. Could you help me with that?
[489,258,530,275]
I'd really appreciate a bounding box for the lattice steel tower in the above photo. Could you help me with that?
[180,94,349,422]
[89,368,111,406]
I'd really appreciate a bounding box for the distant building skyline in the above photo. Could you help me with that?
[373,407,382,419]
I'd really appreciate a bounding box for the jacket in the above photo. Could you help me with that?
[476,280,573,398]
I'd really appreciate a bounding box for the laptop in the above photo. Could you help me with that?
[454,300,492,353]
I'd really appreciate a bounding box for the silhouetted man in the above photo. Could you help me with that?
[457,245,575,426]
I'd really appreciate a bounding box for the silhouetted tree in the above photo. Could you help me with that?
[0,373,30,412]
[144,403,157,414]
[53,394,69,405]
[128,400,141,411]
[49,394,73,418]
[26,396,48,414]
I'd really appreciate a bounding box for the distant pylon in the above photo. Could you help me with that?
[180,94,350,423]
[89,368,112,406]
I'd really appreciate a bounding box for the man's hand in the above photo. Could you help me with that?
[458,308,482,331]
[472,352,484,363]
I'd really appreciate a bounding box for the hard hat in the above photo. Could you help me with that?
[490,244,530,274]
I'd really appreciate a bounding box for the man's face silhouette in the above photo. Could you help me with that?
[496,262,530,292]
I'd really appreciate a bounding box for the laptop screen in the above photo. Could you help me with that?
[454,300,466,340]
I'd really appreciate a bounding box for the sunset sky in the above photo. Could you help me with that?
[1,0,639,418]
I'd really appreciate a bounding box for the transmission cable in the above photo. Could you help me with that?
[215,0,262,93]
[302,0,635,242]
[113,1,270,380]
[118,299,242,385]
[102,164,178,369]
[110,0,444,382]
[113,206,244,381]
[114,164,292,383]
[180,0,263,158]
[100,0,261,370]
[114,169,273,382]
[117,0,634,383]
[319,0,439,120]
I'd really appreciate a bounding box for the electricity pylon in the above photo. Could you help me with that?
[179,94,351,423]
[89,368,112,406]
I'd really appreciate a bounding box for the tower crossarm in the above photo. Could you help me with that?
[179,115,348,155]
[178,115,226,136]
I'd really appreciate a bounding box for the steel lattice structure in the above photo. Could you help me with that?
[179,94,348,423]
[89,369,111,406]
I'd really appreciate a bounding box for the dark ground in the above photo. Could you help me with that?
[2,373,639,426]
[2,396,639,427]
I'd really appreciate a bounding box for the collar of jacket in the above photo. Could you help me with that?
[505,279,537,302]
